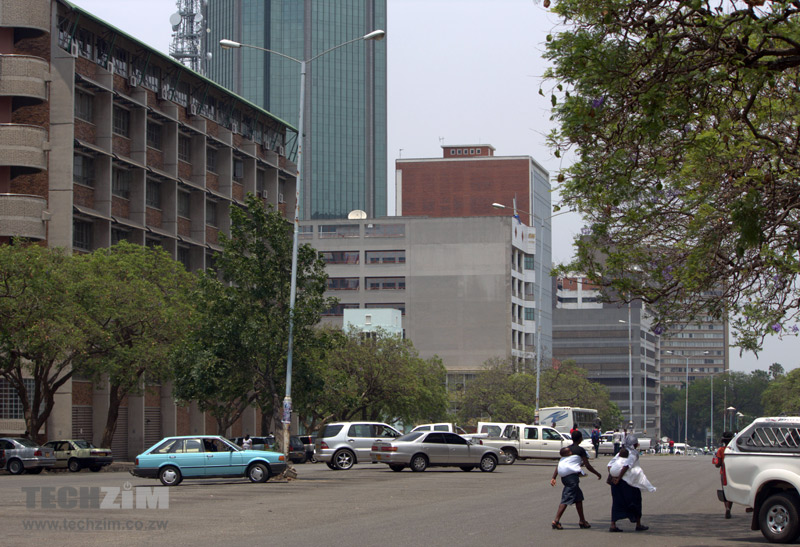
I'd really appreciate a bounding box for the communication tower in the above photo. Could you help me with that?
[168,0,209,74]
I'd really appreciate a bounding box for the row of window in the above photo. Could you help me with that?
[322,303,405,316]
[321,250,405,264]
[449,148,482,155]
[302,224,406,239]
[327,277,406,291]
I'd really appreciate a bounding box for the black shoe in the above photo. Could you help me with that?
[635,525,649,531]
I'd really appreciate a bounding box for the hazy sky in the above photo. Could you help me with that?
[69,0,798,374]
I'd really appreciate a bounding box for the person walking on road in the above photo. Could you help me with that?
[714,431,735,518]
[242,434,253,450]
[550,430,602,530]
[591,426,601,458]
[608,434,653,533]
[612,429,622,456]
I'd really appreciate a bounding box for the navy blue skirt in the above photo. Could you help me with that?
[611,479,642,522]
[560,473,584,505]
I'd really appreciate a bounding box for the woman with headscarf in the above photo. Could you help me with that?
[607,434,654,532]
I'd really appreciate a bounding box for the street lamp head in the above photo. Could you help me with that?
[491,202,508,209]
[220,39,241,49]
[363,29,386,41]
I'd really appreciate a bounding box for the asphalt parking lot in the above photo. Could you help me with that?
[0,455,780,546]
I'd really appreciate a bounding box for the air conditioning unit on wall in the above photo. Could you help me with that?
[70,41,79,58]
[277,145,285,156]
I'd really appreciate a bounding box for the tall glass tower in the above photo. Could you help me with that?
[206,0,387,220]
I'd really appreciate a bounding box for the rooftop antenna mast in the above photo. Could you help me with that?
[169,0,209,74]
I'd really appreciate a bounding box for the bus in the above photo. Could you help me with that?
[537,407,599,435]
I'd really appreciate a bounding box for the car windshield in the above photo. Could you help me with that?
[396,432,424,442]
[73,440,94,449]
[14,438,39,448]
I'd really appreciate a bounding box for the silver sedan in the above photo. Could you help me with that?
[370,431,502,472]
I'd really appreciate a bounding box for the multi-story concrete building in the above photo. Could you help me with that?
[205,0,387,220]
[0,0,297,458]
[659,311,729,389]
[302,215,552,403]
[552,276,661,438]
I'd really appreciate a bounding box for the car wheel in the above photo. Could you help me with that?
[89,465,102,472]
[310,455,318,463]
[389,464,405,472]
[333,449,355,470]
[503,449,517,465]
[158,466,182,487]
[410,454,428,472]
[759,492,800,544]
[68,458,82,472]
[480,454,498,472]
[7,459,24,475]
[326,461,337,470]
[27,467,43,474]
[247,462,270,483]
[460,466,474,472]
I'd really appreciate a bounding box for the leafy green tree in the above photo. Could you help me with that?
[769,363,785,380]
[543,0,800,352]
[75,242,196,448]
[457,358,621,427]
[0,243,88,439]
[173,196,334,443]
[763,368,800,416]
[298,328,448,430]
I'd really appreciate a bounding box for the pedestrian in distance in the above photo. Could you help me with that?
[591,426,601,458]
[669,438,675,454]
[242,434,253,450]
[714,431,735,518]
[612,428,622,456]
[607,434,654,533]
[550,430,602,530]
[570,423,579,435]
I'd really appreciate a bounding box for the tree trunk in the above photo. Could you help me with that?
[101,386,123,449]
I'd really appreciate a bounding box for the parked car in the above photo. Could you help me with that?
[371,431,503,472]
[0,437,56,475]
[131,435,287,486]
[298,435,316,463]
[410,423,482,440]
[231,436,277,451]
[288,435,307,463]
[43,439,113,472]
[481,424,589,464]
[720,417,800,543]
[315,422,402,470]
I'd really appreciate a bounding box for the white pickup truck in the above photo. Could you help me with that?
[409,423,482,440]
[721,417,800,544]
[479,424,593,464]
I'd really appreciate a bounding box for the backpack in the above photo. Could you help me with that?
[591,429,600,443]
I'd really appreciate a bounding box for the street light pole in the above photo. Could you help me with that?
[220,30,386,454]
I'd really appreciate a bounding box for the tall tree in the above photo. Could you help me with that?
[0,243,88,439]
[763,368,800,415]
[75,242,196,448]
[298,328,448,430]
[174,196,334,444]
[457,359,622,428]
[543,0,800,352]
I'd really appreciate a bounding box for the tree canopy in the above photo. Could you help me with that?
[457,359,623,428]
[543,0,800,351]
[297,328,449,430]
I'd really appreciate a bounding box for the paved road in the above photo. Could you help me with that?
[0,454,777,546]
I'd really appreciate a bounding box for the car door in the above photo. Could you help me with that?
[541,427,565,458]
[164,438,206,477]
[520,427,541,458]
[420,432,449,464]
[203,437,245,476]
[442,432,470,464]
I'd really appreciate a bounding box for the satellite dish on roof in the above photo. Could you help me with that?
[348,210,367,220]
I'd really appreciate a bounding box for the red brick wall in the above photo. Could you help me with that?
[111,196,130,218]
[144,387,159,407]
[233,134,243,149]
[206,122,218,139]
[147,148,163,171]
[178,161,192,180]
[75,57,97,79]
[113,135,130,157]
[206,226,218,244]
[205,412,216,434]
[146,207,162,228]
[74,119,96,143]
[72,381,93,405]
[176,406,190,436]
[178,217,191,237]
[206,172,218,192]
[231,416,242,438]
[12,102,49,130]
[74,184,94,208]
[11,171,47,198]
[399,158,533,219]
[233,182,243,201]
[16,33,50,61]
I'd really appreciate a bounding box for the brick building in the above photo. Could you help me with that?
[0,0,298,459]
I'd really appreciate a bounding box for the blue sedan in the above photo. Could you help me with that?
[131,435,287,486]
